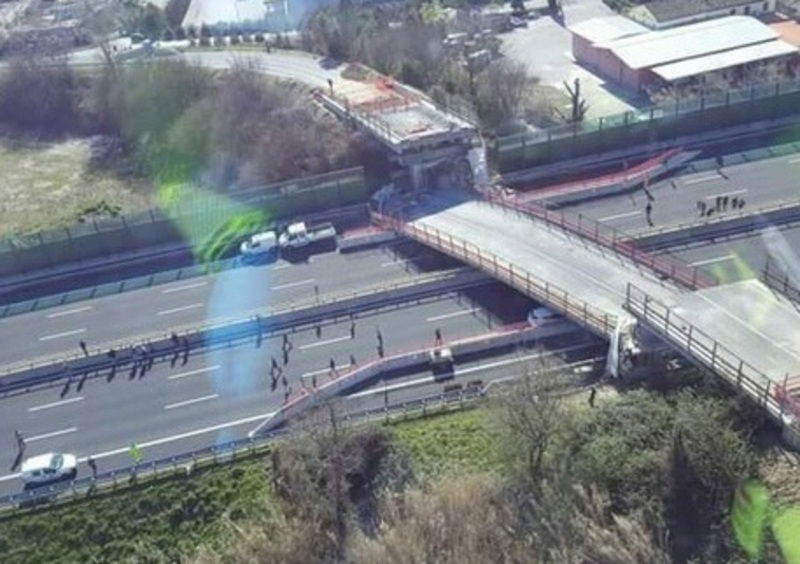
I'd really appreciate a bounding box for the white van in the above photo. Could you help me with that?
[21,452,78,485]
[239,231,278,258]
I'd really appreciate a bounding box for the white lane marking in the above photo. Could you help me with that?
[788,156,800,164]
[381,255,423,267]
[46,306,92,319]
[162,281,208,294]
[689,254,736,267]
[597,210,640,222]
[157,303,203,316]
[164,393,219,410]
[272,263,293,271]
[27,427,78,442]
[301,363,353,378]
[298,335,351,350]
[0,411,279,483]
[273,278,315,290]
[426,308,479,322]
[39,328,86,342]
[27,396,85,413]
[703,188,747,200]
[685,173,721,185]
[168,365,220,380]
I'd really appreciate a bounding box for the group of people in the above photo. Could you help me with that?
[697,195,745,218]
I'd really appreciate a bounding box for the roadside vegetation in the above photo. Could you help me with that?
[2,360,799,563]
[0,52,378,236]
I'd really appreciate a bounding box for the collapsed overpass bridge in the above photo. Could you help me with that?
[372,190,800,447]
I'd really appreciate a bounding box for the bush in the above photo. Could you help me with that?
[254,33,265,43]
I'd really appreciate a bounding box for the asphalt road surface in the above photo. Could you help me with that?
[0,285,571,496]
[0,242,456,367]
[658,222,800,284]
[561,153,800,234]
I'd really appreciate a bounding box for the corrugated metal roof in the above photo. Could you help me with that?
[650,39,797,80]
[646,0,756,23]
[569,15,648,44]
[600,16,778,69]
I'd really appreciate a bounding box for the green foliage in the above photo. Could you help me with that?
[732,481,771,561]
[195,209,267,265]
[773,506,800,564]
[0,460,270,563]
[392,408,501,477]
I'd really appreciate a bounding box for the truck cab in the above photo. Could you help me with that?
[278,222,309,248]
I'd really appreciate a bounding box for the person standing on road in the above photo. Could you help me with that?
[79,340,89,357]
[88,456,98,479]
[15,430,24,451]
[434,328,443,346]
[588,387,597,408]
[350,320,356,339]
[645,201,653,227]
[349,353,356,367]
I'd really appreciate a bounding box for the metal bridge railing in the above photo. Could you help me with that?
[625,283,799,427]
[762,256,800,305]
[484,192,716,291]
[371,211,616,337]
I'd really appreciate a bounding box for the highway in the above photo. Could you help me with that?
[0,241,459,366]
[0,284,591,497]
[657,222,800,284]
[559,153,800,235]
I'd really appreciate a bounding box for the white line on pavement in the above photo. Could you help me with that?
[168,365,220,380]
[272,263,293,271]
[380,256,422,267]
[46,306,92,319]
[298,335,351,350]
[27,396,85,413]
[788,156,800,164]
[39,328,86,342]
[27,427,79,442]
[273,278,315,290]
[426,308,479,322]
[162,281,208,294]
[164,394,219,410]
[597,210,640,222]
[689,254,736,267]
[301,363,354,378]
[685,173,722,185]
[157,303,204,316]
[703,188,747,200]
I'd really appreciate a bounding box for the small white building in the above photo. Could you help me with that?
[629,0,777,30]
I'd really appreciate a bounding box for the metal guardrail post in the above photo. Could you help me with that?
[710,341,718,369]
[736,359,744,387]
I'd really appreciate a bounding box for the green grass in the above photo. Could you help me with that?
[0,458,271,563]
[391,407,502,478]
[0,407,496,563]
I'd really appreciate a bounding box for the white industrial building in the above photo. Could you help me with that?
[628,0,777,30]
[571,15,797,91]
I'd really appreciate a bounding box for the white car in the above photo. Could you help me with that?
[20,453,78,485]
[239,231,278,258]
[527,306,560,326]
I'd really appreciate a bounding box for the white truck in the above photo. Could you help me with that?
[277,221,337,249]
[240,221,337,259]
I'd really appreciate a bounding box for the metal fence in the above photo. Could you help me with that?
[0,389,483,513]
[625,283,799,429]
[0,168,367,278]
[496,78,800,170]
[483,192,715,291]
[370,211,616,337]
[762,256,800,305]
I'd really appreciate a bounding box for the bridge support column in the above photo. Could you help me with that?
[410,164,425,192]
[782,423,800,451]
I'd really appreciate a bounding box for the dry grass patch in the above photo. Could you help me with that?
[0,137,154,237]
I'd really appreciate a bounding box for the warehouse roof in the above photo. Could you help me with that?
[599,16,779,69]
[569,15,647,44]
[650,38,797,80]
[645,0,760,23]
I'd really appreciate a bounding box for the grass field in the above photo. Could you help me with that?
[0,137,154,238]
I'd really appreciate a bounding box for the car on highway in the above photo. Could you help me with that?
[239,230,279,260]
[278,221,337,249]
[527,305,560,326]
[20,452,78,486]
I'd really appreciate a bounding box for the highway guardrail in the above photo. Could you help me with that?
[0,268,491,393]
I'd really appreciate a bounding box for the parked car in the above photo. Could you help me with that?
[527,306,560,326]
[20,453,77,485]
[239,230,278,259]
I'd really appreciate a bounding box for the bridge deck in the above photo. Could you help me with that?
[661,280,800,381]
[405,193,683,321]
